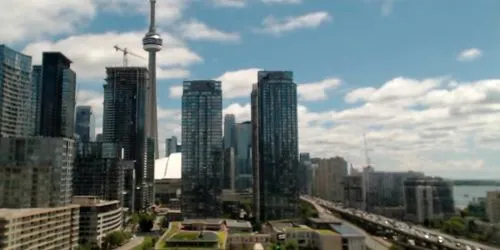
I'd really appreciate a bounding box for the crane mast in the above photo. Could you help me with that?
[113,45,146,67]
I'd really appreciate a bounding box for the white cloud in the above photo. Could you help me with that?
[0,0,96,43]
[178,19,241,42]
[213,0,246,8]
[298,78,341,101]
[96,0,187,24]
[457,48,483,62]
[23,31,201,81]
[261,0,302,4]
[77,89,182,156]
[169,69,340,100]
[256,11,332,35]
[86,74,500,176]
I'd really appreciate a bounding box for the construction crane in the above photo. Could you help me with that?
[363,133,372,167]
[113,45,146,67]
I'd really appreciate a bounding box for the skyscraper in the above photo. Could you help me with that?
[251,84,260,222]
[165,136,178,156]
[299,153,312,194]
[224,114,236,149]
[181,80,223,218]
[255,71,299,221]
[75,106,95,142]
[39,52,76,138]
[102,67,152,211]
[0,45,33,137]
[31,65,42,135]
[143,0,162,159]
[223,114,236,190]
[235,121,252,190]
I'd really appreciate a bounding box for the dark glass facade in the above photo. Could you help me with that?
[31,65,42,135]
[73,142,124,205]
[235,121,252,190]
[39,52,76,138]
[181,80,223,218]
[102,67,152,211]
[256,71,299,221]
[75,106,95,142]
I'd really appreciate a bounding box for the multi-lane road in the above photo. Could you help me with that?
[301,196,392,250]
[305,196,496,250]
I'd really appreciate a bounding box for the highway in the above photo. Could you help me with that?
[306,196,496,250]
[301,196,391,250]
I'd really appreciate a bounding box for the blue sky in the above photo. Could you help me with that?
[3,0,500,178]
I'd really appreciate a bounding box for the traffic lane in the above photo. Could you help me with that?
[304,198,390,250]
[326,204,495,250]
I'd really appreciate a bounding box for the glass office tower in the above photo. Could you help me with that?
[181,80,223,218]
[256,71,299,221]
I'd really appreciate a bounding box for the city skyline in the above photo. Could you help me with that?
[4,0,500,178]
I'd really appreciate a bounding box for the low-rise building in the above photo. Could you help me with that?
[0,205,80,250]
[72,196,122,247]
[265,220,342,250]
[225,220,253,233]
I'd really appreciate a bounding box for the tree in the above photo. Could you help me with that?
[284,240,299,250]
[102,231,127,250]
[442,216,466,236]
[138,213,156,232]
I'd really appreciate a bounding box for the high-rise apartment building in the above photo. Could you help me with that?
[39,52,76,138]
[0,45,33,137]
[255,71,299,221]
[365,170,425,211]
[235,121,252,190]
[75,106,95,142]
[403,177,455,223]
[0,137,75,208]
[73,142,124,204]
[181,80,223,218]
[102,67,152,211]
[312,157,348,203]
[166,136,178,156]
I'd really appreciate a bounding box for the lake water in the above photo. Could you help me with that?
[453,185,500,208]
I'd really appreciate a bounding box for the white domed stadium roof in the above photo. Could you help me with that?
[154,152,182,180]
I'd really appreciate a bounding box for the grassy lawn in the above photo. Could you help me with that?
[155,222,181,249]
[170,231,203,241]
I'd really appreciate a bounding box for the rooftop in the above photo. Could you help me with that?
[72,196,119,207]
[168,231,218,242]
[0,205,80,219]
[155,152,181,180]
[330,224,365,238]
[308,217,342,224]
[225,220,252,229]
[183,218,224,225]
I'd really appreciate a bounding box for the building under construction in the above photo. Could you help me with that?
[102,67,154,211]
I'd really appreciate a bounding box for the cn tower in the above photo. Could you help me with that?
[143,0,162,159]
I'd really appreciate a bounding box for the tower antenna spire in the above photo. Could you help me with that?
[143,0,163,159]
[149,0,156,32]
